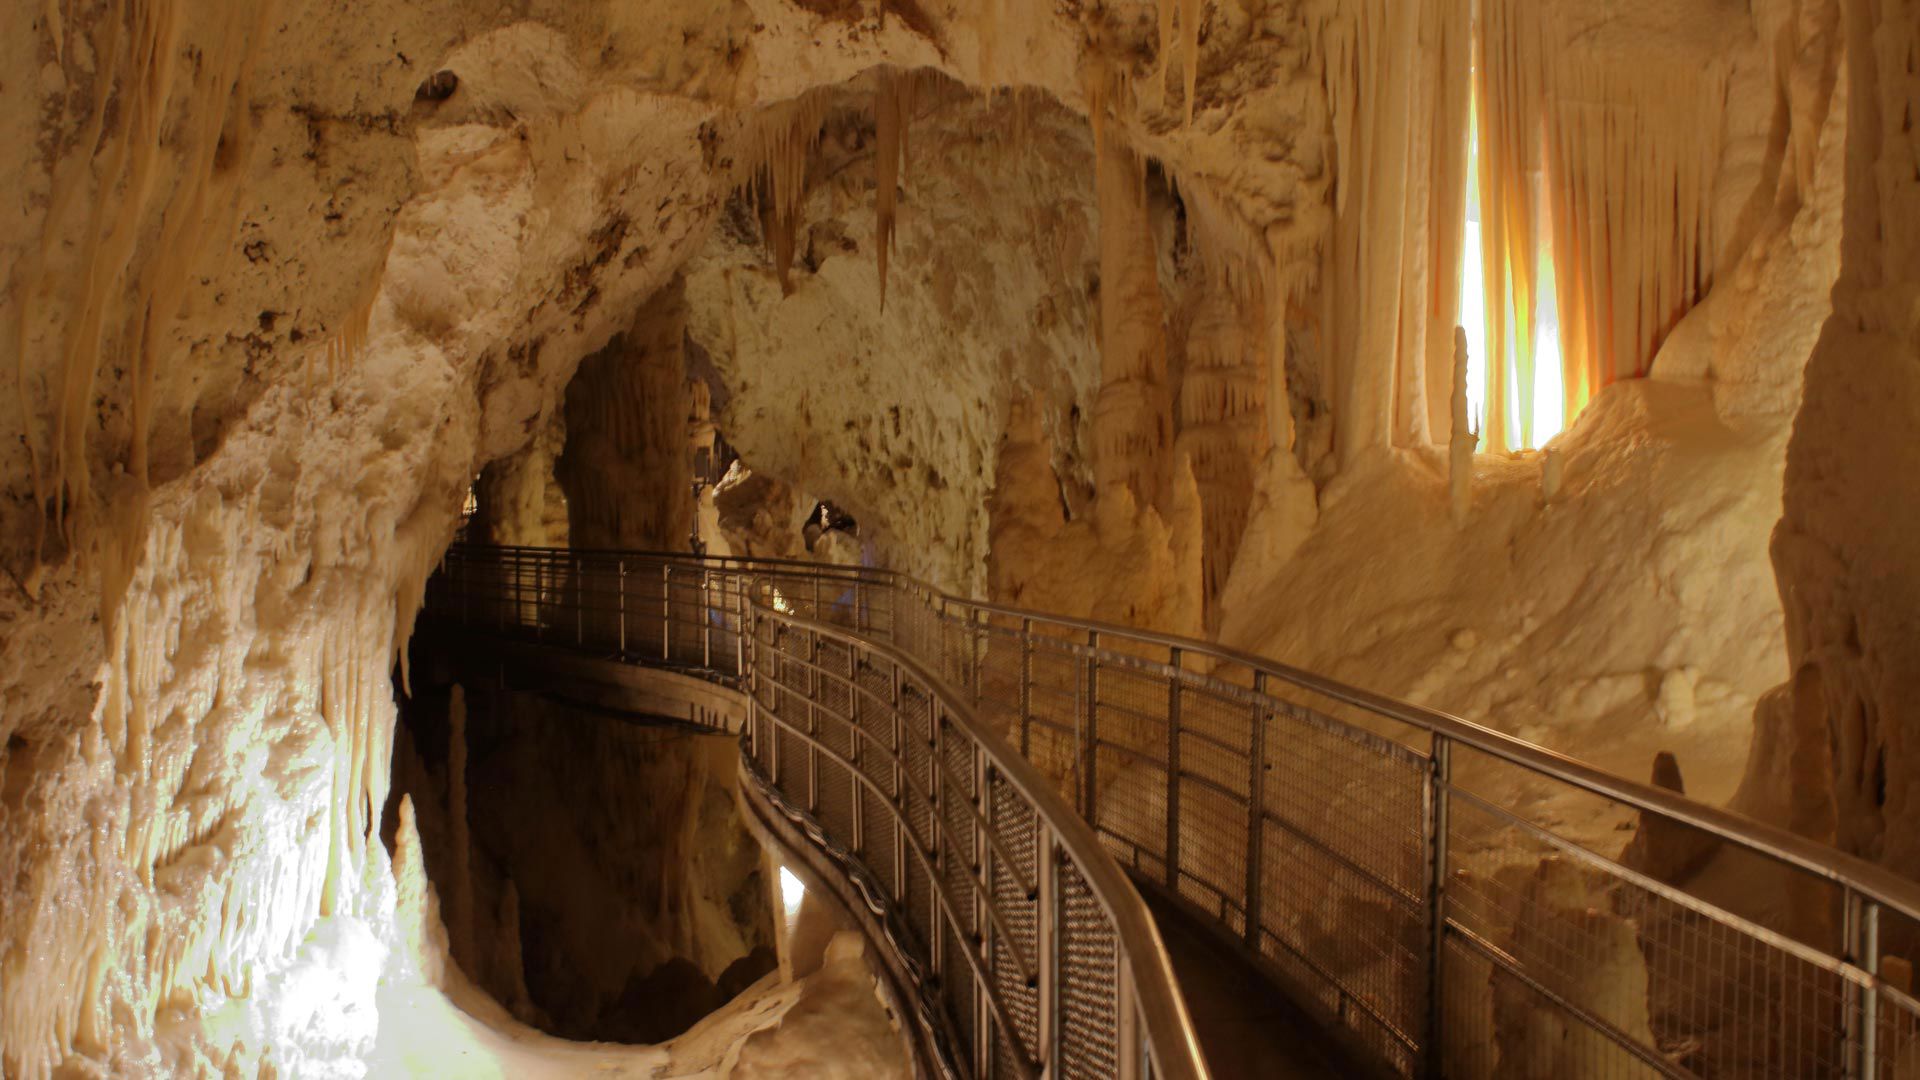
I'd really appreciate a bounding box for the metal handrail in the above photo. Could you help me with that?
[929,594,1920,924]
[422,543,1208,1080]
[758,601,1207,1080]
[458,543,1920,925]
[424,543,1920,1079]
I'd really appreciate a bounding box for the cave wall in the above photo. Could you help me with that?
[468,405,568,548]
[683,83,1108,593]
[1217,0,1848,797]
[1744,0,1920,882]
[2,0,1913,1071]
[556,278,698,551]
[391,679,776,1044]
[0,2,1343,1069]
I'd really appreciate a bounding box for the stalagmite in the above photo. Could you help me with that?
[449,683,474,972]
[1092,127,1172,510]
[1176,283,1270,624]
[1540,445,1563,504]
[1449,326,1475,525]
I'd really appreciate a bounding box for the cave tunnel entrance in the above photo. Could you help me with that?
[383,657,780,1044]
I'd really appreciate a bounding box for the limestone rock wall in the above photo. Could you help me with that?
[1751,0,1920,885]
[2,0,1913,1071]
[469,406,568,548]
[390,678,776,1044]
[556,279,697,551]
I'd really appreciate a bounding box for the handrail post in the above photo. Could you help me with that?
[1081,630,1101,823]
[574,558,583,645]
[1018,617,1033,759]
[1165,647,1182,891]
[1245,672,1267,949]
[1863,897,1881,1080]
[1425,732,1452,1078]
[735,574,748,682]
[701,568,713,670]
[1036,822,1060,1078]
[743,582,756,755]
[807,629,820,814]
[535,557,546,642]
[971,609,984,710]
[617,560,627,655]
[1844,889,1882,1079]
[660,562,672,661]
[891,660,907,897]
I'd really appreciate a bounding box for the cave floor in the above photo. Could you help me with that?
[1144,892,1354,1079]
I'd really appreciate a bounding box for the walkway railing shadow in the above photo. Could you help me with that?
[423,543,1920,1080]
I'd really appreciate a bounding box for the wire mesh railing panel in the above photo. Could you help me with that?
[1058,853,1122,1080]
[988,769,1042,1068]
[1256,804,1427,1055]
[1264,702,1430,901]
[1880,986,1920,1080]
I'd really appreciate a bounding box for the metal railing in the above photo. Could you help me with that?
[424,544,1206,1080]
[422,543,1920,1080]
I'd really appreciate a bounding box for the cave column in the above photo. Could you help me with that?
[1764,0,1920,882]
[470,406,567,547]
[555,278,696,550]
[1093,130,1174,512]
[1174,286,1270,625]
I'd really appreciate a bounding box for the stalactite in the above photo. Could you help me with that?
[734,90,833,294]
[1312,0,1471,468]
[1180,0,1202,126]
[1422,0,1473,443]
[21,0,276,564]
[449,683,473,972]
[1449,325,1475,525]
[1155,0,1206,124]
[1093,124,1172,510]
[1466,0,1728,444]
[1473,0,1545,452]
[1540,43,1726,396]
[872,68,928,311]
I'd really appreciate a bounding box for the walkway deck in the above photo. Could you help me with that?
[1144,892,1352,1079]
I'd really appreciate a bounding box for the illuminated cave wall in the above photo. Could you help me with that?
[0,0,1914,1073]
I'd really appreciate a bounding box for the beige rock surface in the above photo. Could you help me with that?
[3,0,1917,1073]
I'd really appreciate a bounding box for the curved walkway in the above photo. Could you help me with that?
[423,544,1920,1080]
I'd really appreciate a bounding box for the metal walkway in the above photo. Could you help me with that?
[423,544,1920,1080]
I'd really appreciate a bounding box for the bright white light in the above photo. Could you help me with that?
[1532,269,1567,446]
[770,588,791,614]
[779,865,806,917]
[1459,86,1567,452]
[1461,96,1489,442]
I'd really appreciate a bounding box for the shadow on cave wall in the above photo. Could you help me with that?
[385,651,777,1044]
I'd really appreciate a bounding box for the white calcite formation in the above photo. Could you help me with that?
[1,0,1916,1075]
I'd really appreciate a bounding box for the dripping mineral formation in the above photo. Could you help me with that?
[2,0,1916,1077]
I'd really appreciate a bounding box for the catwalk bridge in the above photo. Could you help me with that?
[421,544,1920,1080]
